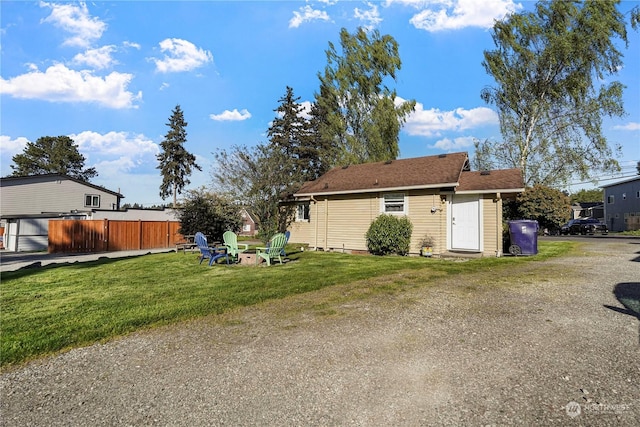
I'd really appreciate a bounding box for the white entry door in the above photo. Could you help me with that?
[451,195,480,251]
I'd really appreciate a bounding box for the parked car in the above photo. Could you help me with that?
[560,218,608,235]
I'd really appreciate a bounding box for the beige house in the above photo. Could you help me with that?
[288,152,524,257]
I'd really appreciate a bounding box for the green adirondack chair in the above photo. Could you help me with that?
[256,233,287,266]
[222,231,249,262]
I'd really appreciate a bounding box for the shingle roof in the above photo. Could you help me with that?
[294,153,525,197]
[457,169,524,193]
[295,152,470,196]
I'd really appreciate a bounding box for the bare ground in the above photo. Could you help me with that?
[1,238,639,426]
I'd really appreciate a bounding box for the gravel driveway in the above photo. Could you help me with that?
[1,238,639,426]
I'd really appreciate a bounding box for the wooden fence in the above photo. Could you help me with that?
[48,219,184,253]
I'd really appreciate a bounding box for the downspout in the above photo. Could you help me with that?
[495,192,502,257]
[311,195,318,250]
[324,197,329,251]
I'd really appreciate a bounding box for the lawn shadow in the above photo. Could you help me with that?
[604,282,640,344]
[1,253,160,280]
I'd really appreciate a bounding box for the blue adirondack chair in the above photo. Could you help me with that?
[222,231,249,263]
[280,230,290,256]
[195,232,228,266]
[256,233,287,266]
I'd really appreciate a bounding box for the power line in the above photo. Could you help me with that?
[567,173,638,187]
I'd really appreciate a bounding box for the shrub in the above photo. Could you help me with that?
[177,189,242,241]
[366,214,413,256]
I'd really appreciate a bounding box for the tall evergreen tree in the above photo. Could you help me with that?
[267,86,331,183]
[156,105,201,207]
[315,27,415,166]
[478,0,633,187]
[307,87,338,179]
[267,86,310,182]
[10,135,97,181]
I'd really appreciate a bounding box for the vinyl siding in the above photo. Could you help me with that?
[1,176,119,216]
[407,191,447,255]
[481,196,502,256]
[603,178,640,232]
[289,190,449,254]
[4,218,50,251]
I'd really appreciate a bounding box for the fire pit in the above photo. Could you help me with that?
[237,251,263,266]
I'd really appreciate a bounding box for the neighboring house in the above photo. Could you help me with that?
[570,202,604,221]
[239,207,259,236]
[288,152,524,257]
[601,176,640,232]
[0,174,176,252]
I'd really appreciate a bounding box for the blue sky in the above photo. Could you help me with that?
[1,0,639,206]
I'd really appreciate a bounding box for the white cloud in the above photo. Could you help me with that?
[401,99,499,137]
[0,135,29,157]
[432,136,476,151]
[387,0,522,32]
[70,131,161,202]
[210,109,252,122]
[612,122,640,131]
[0,63,141,108]
[354,3,382,29]
[289,5,330,28]
[152,38,213,73]
[40,1,106,48]
[72,45,117,69]
[71,131,158,158]
[123,41,141,50]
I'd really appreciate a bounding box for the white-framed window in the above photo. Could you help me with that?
[382,193,407,215]
[296,203,310,222]
[85,194,100,207]
[607,195,614,204]
[242,224,251,232]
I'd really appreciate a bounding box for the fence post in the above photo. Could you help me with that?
[104,219,109,251]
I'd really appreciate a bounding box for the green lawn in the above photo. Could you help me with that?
[1,241,573,368]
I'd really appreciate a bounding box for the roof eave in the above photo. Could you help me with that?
[455,187,525,195]
[294,182,460,198]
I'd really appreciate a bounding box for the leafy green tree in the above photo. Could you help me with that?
[177,188,242,241]
[10,136,97,181]
[478,0,632,187]
[515,185,571,231]
[121,203,143,209]
[316,27,415,166]
[157,105,201,207]
[569,188,604,204]
[212,143,294,242]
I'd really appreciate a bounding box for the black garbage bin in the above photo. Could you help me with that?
[508,220,539,256]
